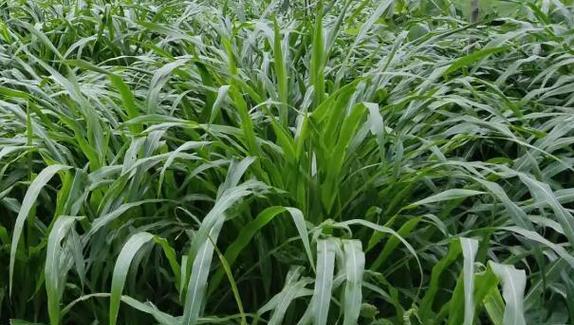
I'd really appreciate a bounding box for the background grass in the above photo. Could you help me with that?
[1,0,574,324]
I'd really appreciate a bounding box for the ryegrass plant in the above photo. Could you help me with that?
[1,0,574,324]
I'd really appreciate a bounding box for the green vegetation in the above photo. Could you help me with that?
[1,0,573,324]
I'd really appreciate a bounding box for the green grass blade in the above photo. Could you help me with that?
[9,164,70,296]
[444,47,507,76]
[272,17,288,126]
[310,238,337,325]
[405,189,485,209]
[420,239,462,320]
[183,217,224,325]
[109,232,154,325]
[286,207,315,271]
[461,237,479,325]
[518,174,574,247]
[310,0,325,107]
[489,262,527,325]
[45,216,81,325]
[342,239,364,325]
[109,74,141,133]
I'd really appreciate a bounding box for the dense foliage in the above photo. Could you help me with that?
[1,0,574,324]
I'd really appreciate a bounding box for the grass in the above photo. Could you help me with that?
[0,0,573,324]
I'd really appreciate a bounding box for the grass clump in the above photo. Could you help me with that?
[1,0,574,324]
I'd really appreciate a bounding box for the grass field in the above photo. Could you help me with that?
[1,0,574,324]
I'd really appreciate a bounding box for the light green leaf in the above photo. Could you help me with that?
[310,238,337,325]
[45,216,82,325]
[342,240,364,325]
[406,189,485,209]
[110,232,155,325]
[9,164,71,296]
[489,262,527,325]
[461,237,479,325]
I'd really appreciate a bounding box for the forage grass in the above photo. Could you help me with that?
[1,0,574,324]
